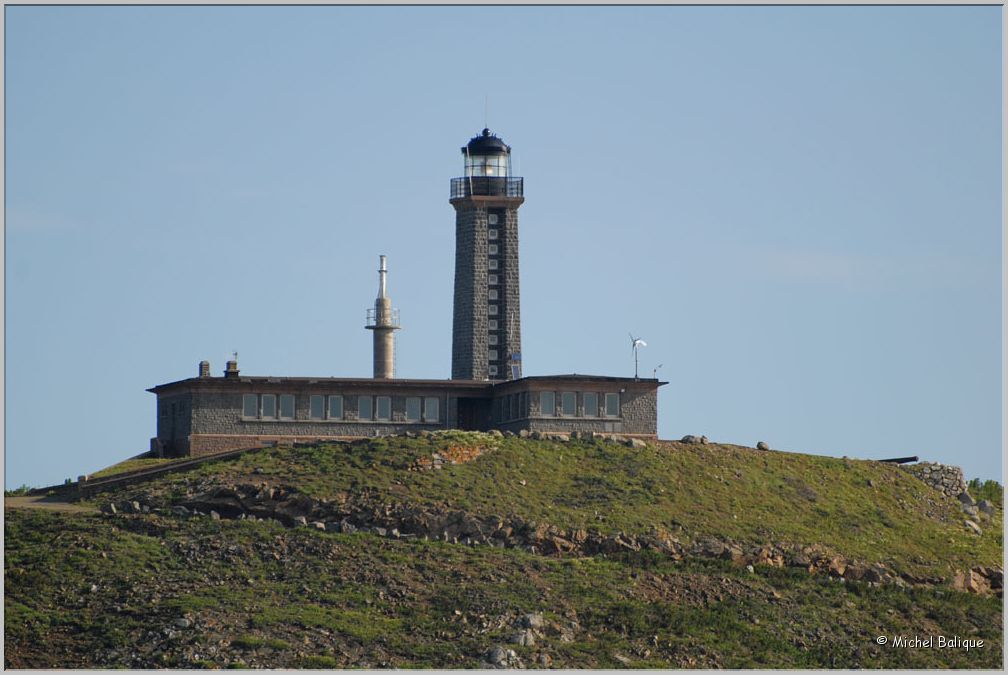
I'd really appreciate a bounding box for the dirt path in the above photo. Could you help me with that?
[5,495,96,513]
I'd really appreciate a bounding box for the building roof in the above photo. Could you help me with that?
[148,373,666,395]
[463,128,510,156]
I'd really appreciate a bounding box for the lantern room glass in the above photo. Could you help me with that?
[465,153,509,177]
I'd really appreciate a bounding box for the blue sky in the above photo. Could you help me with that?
[4,5,1002,487]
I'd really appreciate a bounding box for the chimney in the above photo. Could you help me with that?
[198,360,211,378]
[224,352,239,379]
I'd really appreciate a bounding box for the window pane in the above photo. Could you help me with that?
[488,274,498,285]
[310,395,324,420]
[605,393,620,417]
[489,365,498,376]
[488,213,498,225]
[262,394,276,418]
[376,396,391,421]
[488,304,498,315]
[488,244,499,255]
[584,392,599,417]
[243,394,258,418]
[488,319,498,330]
[329,395,343,419]
[406,397,421,421]
[561,392,576,416]
[279,395,295,419]
[488,349,498,361]
[488,259,498,270]
[488,229,499,239]
[424,397,439,422]
[358,396,373,420]
[540,392,555,417]
[488,334,498,345]
[488,289,498,300]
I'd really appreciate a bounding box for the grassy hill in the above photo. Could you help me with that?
[5,433,1003,668]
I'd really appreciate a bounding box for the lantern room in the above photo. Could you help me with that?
[463,128,510,177]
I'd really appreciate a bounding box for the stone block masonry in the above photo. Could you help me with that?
[901,461,968,498]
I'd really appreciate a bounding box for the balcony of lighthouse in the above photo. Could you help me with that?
[366,307,400,328]
[450,176,524,199]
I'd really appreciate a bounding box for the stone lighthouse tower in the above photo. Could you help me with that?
[450,128,524,381]
[365,255,400,379]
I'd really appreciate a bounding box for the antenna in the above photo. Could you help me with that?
[653,363,663,379]
[629,334,647,379]
[484,94,488,129]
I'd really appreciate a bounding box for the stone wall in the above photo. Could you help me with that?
[190,389,447,441]
[901,461,968,498]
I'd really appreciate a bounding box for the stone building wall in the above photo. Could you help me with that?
[189,389,448,440]
[901,461,968,498]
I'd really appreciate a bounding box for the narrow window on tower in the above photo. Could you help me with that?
[488,244,499,255]
[489,365,498,377]
[488,274,498,285]
[488,289,498,300]
[488,349,498,361]
[488,229,499,240]
[488,320,498,330]
[488,213,499,225]
[488,304,498,315]
[488,259,499,270]
[488,334,499,345]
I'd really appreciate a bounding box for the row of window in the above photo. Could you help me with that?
[242,394,440,423]
[540,391,620,418]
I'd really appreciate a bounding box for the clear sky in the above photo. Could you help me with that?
[4,5,1002,487]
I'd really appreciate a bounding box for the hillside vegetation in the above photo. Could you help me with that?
[84,433,1001,577]
[5,433,1003,668]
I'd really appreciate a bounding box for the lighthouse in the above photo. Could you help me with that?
[449,128,524,381]
[365,254,400,379]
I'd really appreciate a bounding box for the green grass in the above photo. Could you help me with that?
[88,457,177,479]
[86,434,1002,578]
[4,508,1001,669]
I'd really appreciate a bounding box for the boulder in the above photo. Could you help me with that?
[520,613,545,630]
[958,491,976,507]
[486,646,524,669]
[511,630,536,647]
[756,441,770,451]
[978,500,995,516]
[681,435,700,444]
[964,520,982,535]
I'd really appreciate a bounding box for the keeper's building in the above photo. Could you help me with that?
[148,129,664,457]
